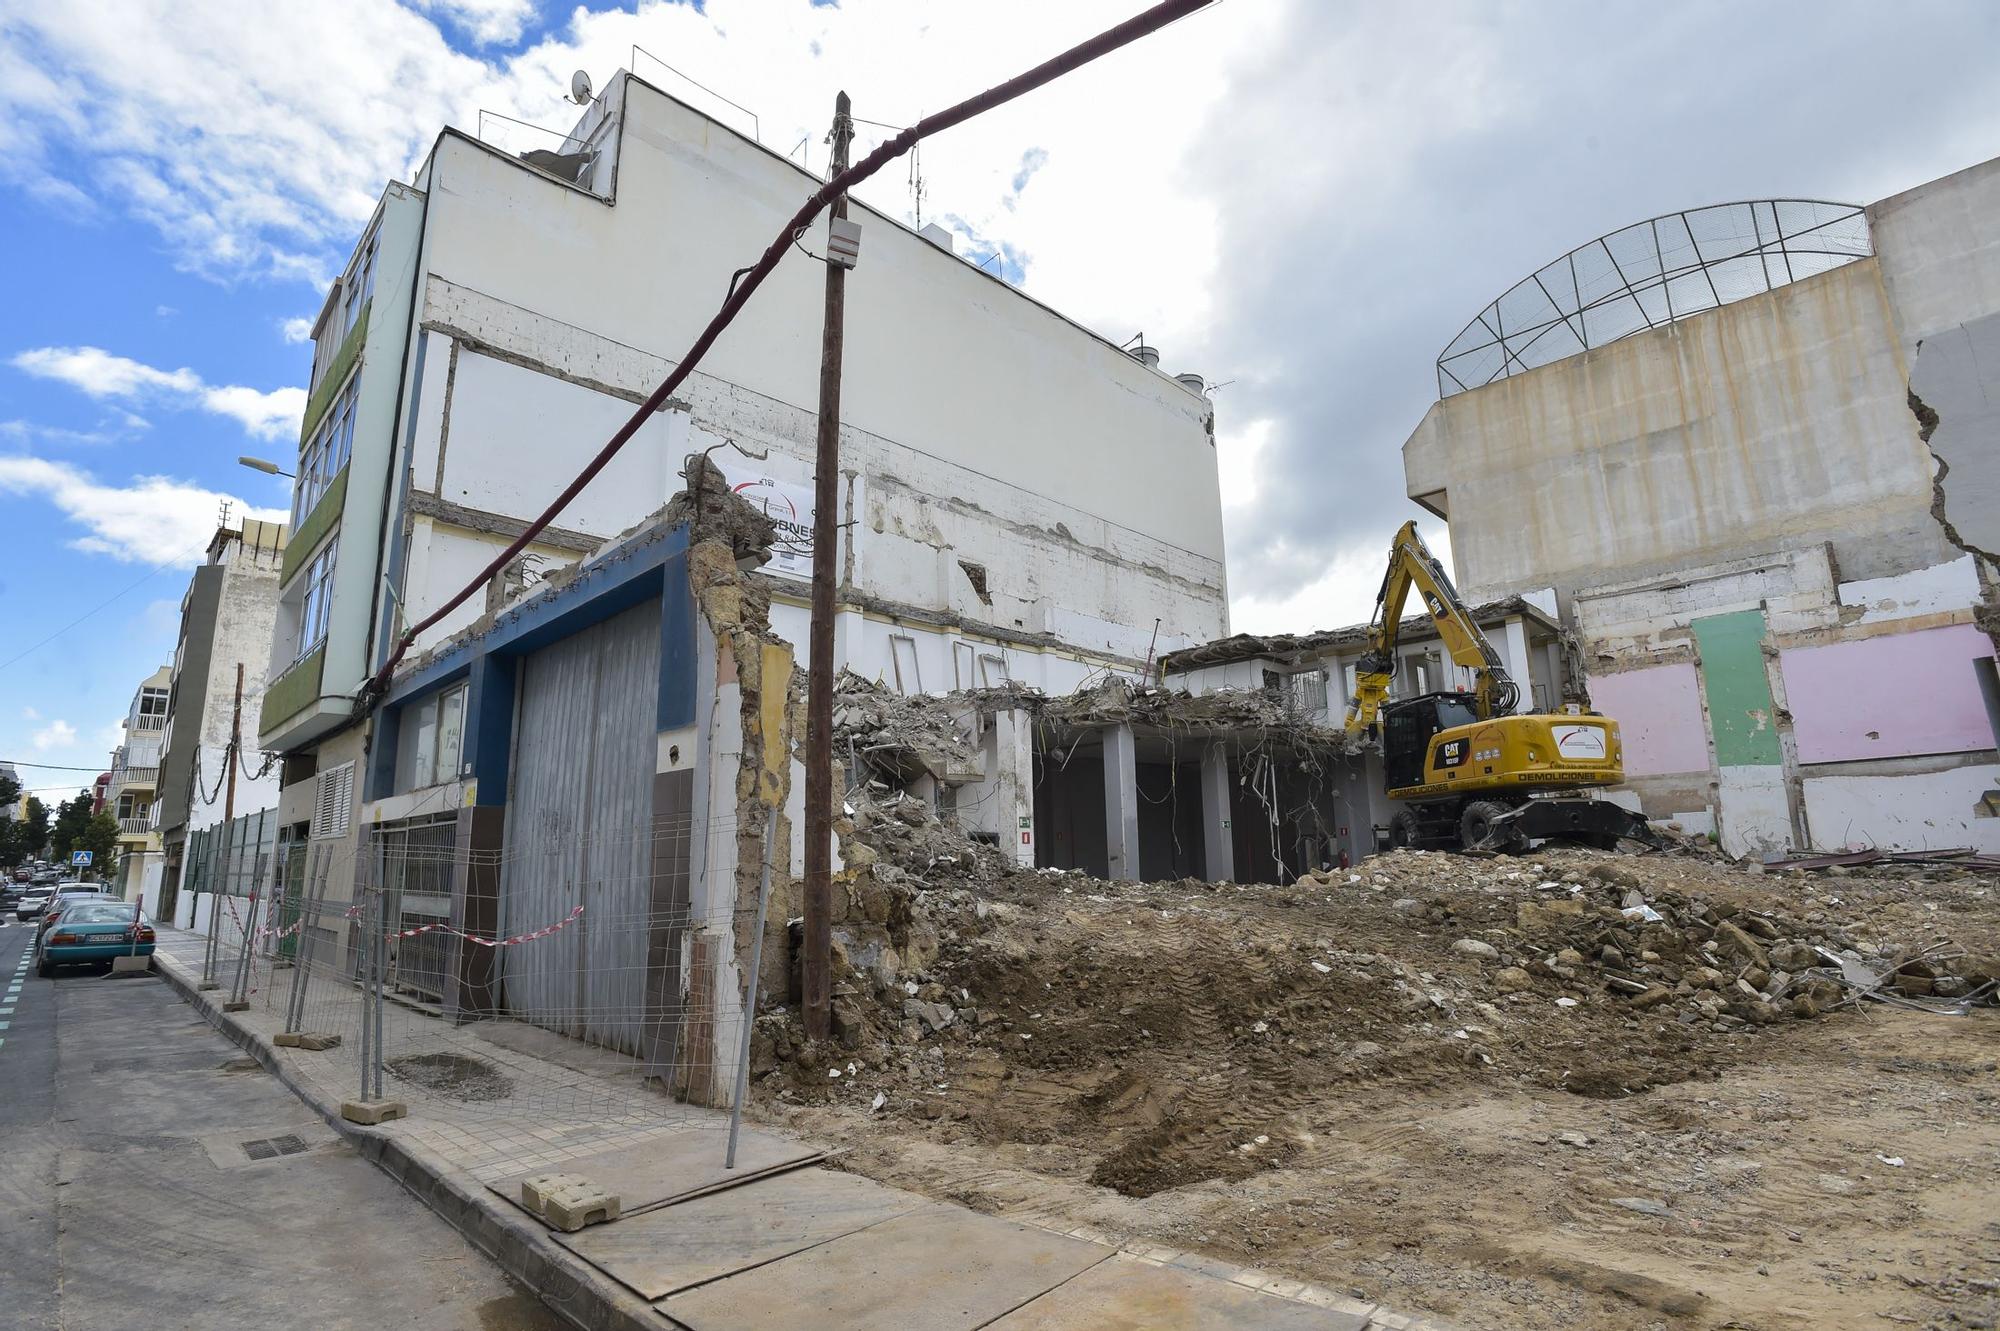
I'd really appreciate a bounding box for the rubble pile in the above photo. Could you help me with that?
[1485,860,1998,1029]
[831,671,984,786]
[756,837,1998,1132]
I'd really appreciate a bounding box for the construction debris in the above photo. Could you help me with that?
[742,828,1999,1328]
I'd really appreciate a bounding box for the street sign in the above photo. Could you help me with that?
[70,850,92,866]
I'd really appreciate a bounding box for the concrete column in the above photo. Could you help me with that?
[1499,615,1533,706]
[1102,723,1139,880]
[1200,743,1234,882]
[993,708,1035,867]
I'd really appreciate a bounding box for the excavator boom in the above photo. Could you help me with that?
[1343,521,1518,736]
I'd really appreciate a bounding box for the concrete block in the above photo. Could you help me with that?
[109,955,152,974]
[275,1031,342,1050]
[340,1099,409,1125]
[519,1172,621,1232]
[222,1000,250,1012]
[197,981,221,991]
[296,1032,342,1051]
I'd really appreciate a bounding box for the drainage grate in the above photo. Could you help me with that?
[240,1134,309,1161]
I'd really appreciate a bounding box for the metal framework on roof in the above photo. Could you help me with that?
[1436,199,1871,398]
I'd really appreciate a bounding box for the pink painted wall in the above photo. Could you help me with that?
[1587,662,1712,776]
[1781,624,1995,764]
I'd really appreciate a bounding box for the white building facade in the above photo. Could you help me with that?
[256,70,1228,940]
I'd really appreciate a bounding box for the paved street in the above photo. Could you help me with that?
[0,921,567,1330]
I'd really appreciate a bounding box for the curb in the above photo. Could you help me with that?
[153,949,672,1331]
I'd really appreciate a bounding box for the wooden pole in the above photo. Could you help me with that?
[224,662,243,824]
[802,90,854,1043]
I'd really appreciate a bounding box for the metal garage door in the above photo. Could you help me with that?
[499,599,660,1054]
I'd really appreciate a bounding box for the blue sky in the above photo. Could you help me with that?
[2,0,1999,795]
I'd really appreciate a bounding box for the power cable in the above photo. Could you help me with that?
[364,0,1213,703]
[0,533,210,676]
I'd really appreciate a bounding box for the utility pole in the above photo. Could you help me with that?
[224,662,243,824]
[802,91,854,1043]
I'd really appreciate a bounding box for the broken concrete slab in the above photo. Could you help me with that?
[985,1254,1370,1330]
[659,1205,1108,1331]
[490,1125,821,1220]
[557,1167,920,1300]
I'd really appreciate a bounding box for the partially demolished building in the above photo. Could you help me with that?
[258,66,1229,971]
[1402,157,2000,858]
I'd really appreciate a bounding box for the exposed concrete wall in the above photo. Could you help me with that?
[1801,760,2000,855]
[1405,257,1952,605]
[391,78,1227,687]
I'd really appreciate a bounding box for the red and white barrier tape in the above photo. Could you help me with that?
[385,903,585,949]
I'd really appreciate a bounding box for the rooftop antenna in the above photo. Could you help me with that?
[568,70,593,105]
[217,499,233,529]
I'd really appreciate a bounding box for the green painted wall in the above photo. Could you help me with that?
[1693,610,1782,767]
[298,302,370,443]
[280,465,348,585]
[262,644,326,734]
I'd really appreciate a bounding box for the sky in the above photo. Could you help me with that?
[1,0,1998,790]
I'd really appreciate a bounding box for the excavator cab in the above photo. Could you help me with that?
[1381,692,1480,794]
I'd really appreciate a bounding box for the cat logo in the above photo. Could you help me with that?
[1436,739,1467,769]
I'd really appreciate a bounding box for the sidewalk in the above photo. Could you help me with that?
[154,928,1453,1331]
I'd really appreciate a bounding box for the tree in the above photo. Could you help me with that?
[0,771,19,868]
[48,791,94,868]
[21,797,48,859]
[77,813,120,881]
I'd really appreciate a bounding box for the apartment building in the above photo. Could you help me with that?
[107,665,171,900]
[255,69,1227,967]
[149,518,288,924]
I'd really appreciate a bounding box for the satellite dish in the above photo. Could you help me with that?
[569,70,593,105]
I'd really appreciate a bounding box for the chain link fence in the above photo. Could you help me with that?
[186,808,777,1163]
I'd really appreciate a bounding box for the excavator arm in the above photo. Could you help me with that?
[1343,521,1519,736]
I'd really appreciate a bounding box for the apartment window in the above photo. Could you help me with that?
[297,537,339,658]
[1293,669,1329,713]
[398,682,468,789]
[339,232,378,338]
[116,792,142,820]
[133,687,169,732]
[292,376,359,527]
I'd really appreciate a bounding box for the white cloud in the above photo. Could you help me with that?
[32,719,78,751]
[11,346,303,440]
[22,706,40,721]
[412,0,535,46]
[280,316,315,344]
[0,454,288,565]
[4,0,1999,625]
[155,304,178,317]
[0,418,123,447]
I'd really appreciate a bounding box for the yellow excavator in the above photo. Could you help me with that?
[1344,522,1655,853]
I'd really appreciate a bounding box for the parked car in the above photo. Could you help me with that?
[25,884,113,929]
[35,901,155,977]
[11,867,29,883]
[15,888,53,921]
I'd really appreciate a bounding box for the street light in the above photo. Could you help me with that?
[238,455,294,478]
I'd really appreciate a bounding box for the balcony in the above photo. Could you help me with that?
[129,714,166,734]
[118,817,155,837]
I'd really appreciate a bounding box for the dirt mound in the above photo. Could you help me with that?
[756,840,1996,1203]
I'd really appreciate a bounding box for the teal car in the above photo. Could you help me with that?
[36,901,155,976]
